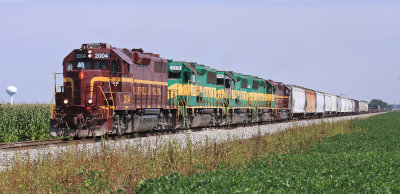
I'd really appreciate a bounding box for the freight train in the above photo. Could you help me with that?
[50,43,369,137]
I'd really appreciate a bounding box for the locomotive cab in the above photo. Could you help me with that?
[61,43,130,107]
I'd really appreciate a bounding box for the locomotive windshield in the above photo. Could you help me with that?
[65,60,108,70]
[76,60,108,70]
[217,78,224,85]
[168,72,181,79]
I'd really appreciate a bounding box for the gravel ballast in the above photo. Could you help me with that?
[0,113,383,171]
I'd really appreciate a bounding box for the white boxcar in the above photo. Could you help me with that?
[331,95,337,112]
[336,96,341,113]
[343,98,348,113]
[290,85,306,114]
[351,100,355,113]
[358,101,364,113]
[316,92,325,114]
[361,101,368,112]
[324,93,332,112]
[344,98,351,113]
[359,101,364,112]
[348,99,353,113]
[337,96,346,113]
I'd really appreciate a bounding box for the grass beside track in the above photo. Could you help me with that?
[0,104,51,143]
[137,112,400,193]
[0,115,374,193]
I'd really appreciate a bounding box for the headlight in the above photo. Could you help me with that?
[63,99,69,104]
[88,99,93,104]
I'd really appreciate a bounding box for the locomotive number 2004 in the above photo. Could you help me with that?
[75,53,87,59]
[94,53,109,59]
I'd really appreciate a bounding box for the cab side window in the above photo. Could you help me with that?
[182,72,190,83]
[111,60,120,75]
[77,61,84,69]
[66,61,73,70]
[267,85,272,93]
[225,79,231,89]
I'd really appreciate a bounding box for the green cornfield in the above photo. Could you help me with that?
[0,104,51,143]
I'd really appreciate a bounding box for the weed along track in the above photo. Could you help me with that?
[136,112,400,193]
[0,113,381,173]
[0,112,387,192]
[0,113,380,152]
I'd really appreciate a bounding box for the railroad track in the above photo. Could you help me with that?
[0,138,84,150]
[0,113,373,151]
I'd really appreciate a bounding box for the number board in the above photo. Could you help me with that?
[75,53,87,59]
[94,53,109,59]
[216,74,224,79]
[170,66,182,71]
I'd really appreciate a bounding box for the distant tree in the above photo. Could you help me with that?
[369,99,388,109]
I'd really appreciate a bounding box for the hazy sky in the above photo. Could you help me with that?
[0,0,399,104]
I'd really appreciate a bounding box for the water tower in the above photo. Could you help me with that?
[6,86,17,105]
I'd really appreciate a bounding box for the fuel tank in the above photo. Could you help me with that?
[133,115,158,132]
[259,112,274,122]
[231,113,247,124]
[191,114,212,128]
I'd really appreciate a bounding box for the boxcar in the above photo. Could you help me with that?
[346,98,352,115]
[354,100,359,114]
[324,93,332,115]
[316,91,325,117]
[289,85,306,118]
[360,101,368,113]
[305,88,316,117]
[342,97,348,114]
[343,98,347,114]
[336,96,343,115]
[341,97,349,115]
[359,101,364,113]
[331,95,337,114]
[347,98,353,114]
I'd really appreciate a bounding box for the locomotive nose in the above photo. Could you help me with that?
[64,70,100,106]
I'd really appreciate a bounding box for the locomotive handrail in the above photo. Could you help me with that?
[107,78,115,114]
[50,86,62,119]
[50,72,63,119]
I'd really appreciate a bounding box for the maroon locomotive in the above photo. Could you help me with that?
[272,81,291,120]
[50,43,176,137]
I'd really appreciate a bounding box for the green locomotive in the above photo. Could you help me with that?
[168,61,276,128]
[168,61,218,128]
